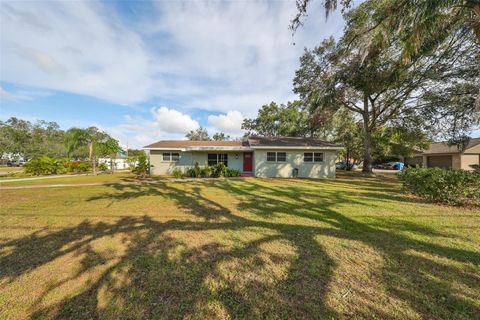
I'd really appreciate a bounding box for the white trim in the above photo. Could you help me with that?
[144,146,342,151]
[143,147,186,151]
[251,146,342,150]
[144,146,252,151]
[188,146,251,151]
[145,146,342,151]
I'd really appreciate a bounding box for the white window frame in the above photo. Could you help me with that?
[162,152,180,162]
[267,152,287,162]
[304,152,324,163]
[207,153,228,166]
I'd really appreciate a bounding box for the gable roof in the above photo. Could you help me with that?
[143,136,342,150]
[419,138,480,154]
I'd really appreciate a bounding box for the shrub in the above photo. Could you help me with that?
[132,153,151,178]
[64,160,91,173]
[98,162,108,171]
[470,164,480,173]
[76,161,91,173]
[172,168,183,178]
[184,164,240,178]
[67,161,90,173]
[398,167,480,206]
[185,167,197,178]
[199,166,212,178]
[24,156,66,175]
[194,162,201,177]
[211,163,226,177]
[225,167,241,177]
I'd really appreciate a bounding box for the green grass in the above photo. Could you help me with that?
[0,174,479,319]
[0,172,136,186]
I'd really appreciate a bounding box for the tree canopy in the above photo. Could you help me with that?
[292,1,479,172]
[0,117,66,160]
[185,127,210,141]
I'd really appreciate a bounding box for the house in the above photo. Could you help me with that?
[405,138,480,170]
[143,136,342,178]
[98,156,132,170]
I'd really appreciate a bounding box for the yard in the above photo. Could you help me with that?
[0,174,479,319]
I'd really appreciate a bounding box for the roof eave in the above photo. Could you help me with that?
[250,146,343,150]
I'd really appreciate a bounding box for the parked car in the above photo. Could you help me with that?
[375,162,405,170]
[7,160,25,167]
[336,161,358,170]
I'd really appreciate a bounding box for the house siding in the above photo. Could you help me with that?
[461,154,479,171]
[149,151,244,175]
[190,152,243,172]
[149,150,192,175]
[253,149,336,178]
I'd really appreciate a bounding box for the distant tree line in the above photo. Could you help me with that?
[0,117,126,175]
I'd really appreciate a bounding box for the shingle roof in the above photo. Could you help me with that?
[247,136,341,148]
[144,136,342,149]
[421,138,480,154]
[143,140,248,149]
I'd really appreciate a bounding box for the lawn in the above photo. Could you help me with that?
[0,174,479,319]
[0,172,136,186]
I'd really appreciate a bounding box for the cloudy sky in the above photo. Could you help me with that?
[1,0,346,147]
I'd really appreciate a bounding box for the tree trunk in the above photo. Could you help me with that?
[89,143,97,175]
[362,94,373,174]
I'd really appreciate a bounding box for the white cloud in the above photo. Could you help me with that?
[151,106,200,134]
[1,1,155,105]
[0,85,51,101]
[0,0,345,111]
[208,111,244,135]
[15,45,67,74]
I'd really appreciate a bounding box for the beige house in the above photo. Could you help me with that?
[406,138,480,170]
[143,136,342,178]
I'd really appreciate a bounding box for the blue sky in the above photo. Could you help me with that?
[1,1,477,148]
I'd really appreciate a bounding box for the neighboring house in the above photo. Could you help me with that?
[98,157,132,170]
[405,138,480,170]
[143,136,342,178]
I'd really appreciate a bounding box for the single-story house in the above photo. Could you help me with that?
[143,136,342,178]
[405,138,480,170]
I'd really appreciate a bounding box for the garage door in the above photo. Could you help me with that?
[427,155,452,168]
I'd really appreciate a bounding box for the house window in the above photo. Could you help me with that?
[276,152,287,162]
[163,152,180,162]
[314,153,324,162]
[267,152,287,162]
[304,152,323,163]
[304,153,313,162]
[267,152,276,162]
[208,153,228,166]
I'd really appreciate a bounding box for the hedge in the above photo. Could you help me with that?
[398,167,480,206]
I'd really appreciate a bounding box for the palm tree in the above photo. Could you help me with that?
[65,127,120,175]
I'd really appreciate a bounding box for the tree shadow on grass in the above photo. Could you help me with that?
[0,177,479,319]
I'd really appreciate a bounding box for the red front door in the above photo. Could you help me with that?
[243,152,253,172]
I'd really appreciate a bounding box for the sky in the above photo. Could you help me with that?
[0,0,349,148]
[1,1,477,148]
